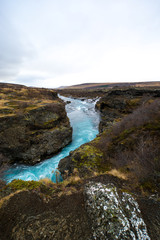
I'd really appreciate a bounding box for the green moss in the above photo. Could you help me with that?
[43,115,59,126]
[126,98,141,107]
[143,121,160,131]
[7,179,43,190]
[117,128,135,141]
[111,121,160,149]
[6,179,57,196]
[71,145,103,170]
[140,180,157,193]
[108,128,136,152]
[91,136,101,144]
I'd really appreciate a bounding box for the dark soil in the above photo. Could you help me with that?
[138,197,160,240]
[0,190,92,240]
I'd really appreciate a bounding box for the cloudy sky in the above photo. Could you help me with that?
[0,0,160,88]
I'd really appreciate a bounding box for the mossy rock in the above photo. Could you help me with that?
[126,98,141,107]
[7,179,43,190]
[71,145,104,175]
[5,179,56,197]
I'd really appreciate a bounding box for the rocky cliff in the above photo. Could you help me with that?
[96,88,160,132]
[0,83,72,166]
[0,175,158,240]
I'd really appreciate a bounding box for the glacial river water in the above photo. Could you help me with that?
[4,95,100,183]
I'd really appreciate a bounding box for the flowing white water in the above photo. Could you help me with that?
[4,95,100,183]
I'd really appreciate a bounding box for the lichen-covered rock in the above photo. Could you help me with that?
[84,182,150,240]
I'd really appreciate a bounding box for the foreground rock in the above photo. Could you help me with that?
[0,180,92,240]
[0,176,159,240]
[0,83,72,166]
[85,182,150,240]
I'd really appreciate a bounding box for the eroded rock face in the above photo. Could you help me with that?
[96,88,160,132]
[0,84,72,165]
[84,182,150,240]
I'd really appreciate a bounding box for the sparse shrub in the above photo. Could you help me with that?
[112,99,160,136]
[95,99,160,184]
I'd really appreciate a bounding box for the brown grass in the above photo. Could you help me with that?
[107,169,127,180]
[39,178,56,187]
[0,190,23,208]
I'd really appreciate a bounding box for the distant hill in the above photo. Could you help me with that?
[63,81,160,89]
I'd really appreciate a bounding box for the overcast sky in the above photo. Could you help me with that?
[0,0,160,88]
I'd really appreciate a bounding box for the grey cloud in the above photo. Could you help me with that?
[0,8,35,81]
[0,0,160,87]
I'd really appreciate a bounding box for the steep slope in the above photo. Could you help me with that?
[0,83,72,166]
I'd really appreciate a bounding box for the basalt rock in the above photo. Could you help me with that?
[58,144,104,179]
[0,188,92,240]
[84,182,151,240]
[96,88,160,132]
[0,84,72,166]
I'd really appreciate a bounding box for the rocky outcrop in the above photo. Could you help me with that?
[58,144,104,178]
[57,88,105,99]
[96,88,160,132]
[1,177,159,240]
[0,84,72,165]
[85,182,150,240]
[0,183,92,240]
